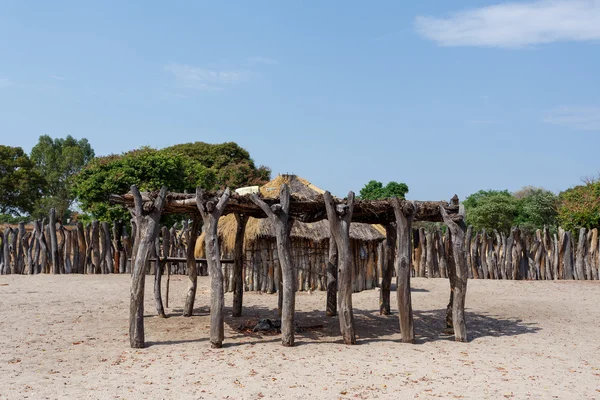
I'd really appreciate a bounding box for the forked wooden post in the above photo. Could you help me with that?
[129,185,167,348]
[391,198,415,343]
[440,204,469,342]
[182,216,201,317]
[232,213,248,318]
[379,222,396,315]
[324,191,356,345]
[250,184,296,347]
[196,187,231,348]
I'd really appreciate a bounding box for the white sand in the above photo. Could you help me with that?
[1,275,599,399]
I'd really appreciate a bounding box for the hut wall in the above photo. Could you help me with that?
[240,237,382,293]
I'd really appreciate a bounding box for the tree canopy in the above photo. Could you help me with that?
[464,190,518,233]
[30,135,95,220]
[558,181,600,231]
[359,180,409,200]
[73,142,271,222]
[164,142,270,188]
[464,187,558,233]
[0,145,43,216]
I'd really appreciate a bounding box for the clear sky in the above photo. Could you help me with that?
[1,1,599,201]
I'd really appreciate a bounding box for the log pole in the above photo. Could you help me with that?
[324,191,356,345]
[196,187,231,348]
[250,184,296,347]
[129,185,167,348]
[392,198,415,343]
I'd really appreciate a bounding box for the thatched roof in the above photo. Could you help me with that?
[197,175,385,255]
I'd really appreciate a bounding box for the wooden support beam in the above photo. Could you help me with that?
[196,187,231,348]
[392,198,415,343]
[250,184,296,347]
[183,216,201,317]
[326,237,338,317]
[379,223,395,315]
[440,205,469,342]
[232,213,248,318]
[129,185,167,349]
[324,190,356,345]
[154,236,167,318]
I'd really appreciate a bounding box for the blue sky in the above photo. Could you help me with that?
[1,0,599,200]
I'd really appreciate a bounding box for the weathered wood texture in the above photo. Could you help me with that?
[196,187,231,348]
[324,191,356,345]
[129,185,167,348]
[250,184,296,347]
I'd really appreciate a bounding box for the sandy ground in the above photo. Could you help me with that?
[1,275,599,400]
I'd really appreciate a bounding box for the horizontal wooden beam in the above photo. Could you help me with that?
[110,191,462,225]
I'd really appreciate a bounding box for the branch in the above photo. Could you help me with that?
[215,188,231,215]
[250,193,274,219]
[280,184,291,214]
[195,187,207,219]
[152,186,168,217]
[131,185,143,217]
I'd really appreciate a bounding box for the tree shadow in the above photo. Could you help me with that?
[146,296,539,347]
[223,304,540,346]
[412,309,540,344]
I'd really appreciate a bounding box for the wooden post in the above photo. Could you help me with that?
[379,223,395,315]
[91,221,100,274]
[427,230,439,278]
[153,237,167,318]
[418,228,427,277]
[324,191,356,345]
[161,226,171,307]
[232,213,248,318]
[196,187,231,348]
[183,216,201,317]
[2,228,11,274]
[129,185,167,348]
[576,228,587,280]
[16,222,26,274]
[440,205,468,342]
[49,209,60,274]
[437,227,448,279]
[250,184,296,347]
[391,198,415,343]
[465,226,473,279]
[326,237,338,316]
[64,228,72,274]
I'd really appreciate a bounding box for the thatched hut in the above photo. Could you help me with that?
[196,175,385,293]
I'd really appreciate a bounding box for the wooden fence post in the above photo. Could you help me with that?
[49,209,60,274]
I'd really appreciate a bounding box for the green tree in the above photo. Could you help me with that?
[463,190,518,233]
[30,135,95,220]
[0,145,43,215]
[359,180,409,200]
[558,181,600,231]
[72,147,215,222]
[513,186,558,232]
[165,141,270,188]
